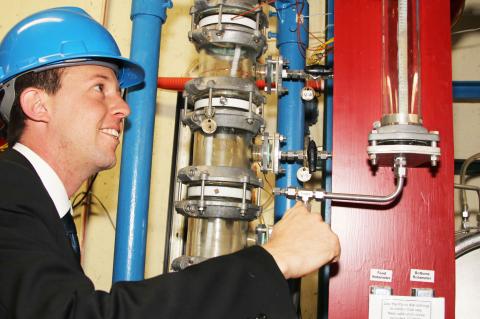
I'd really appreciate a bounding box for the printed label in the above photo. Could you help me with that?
[410,269,435,283]
[370,268,393,282]
[369,295,445,319]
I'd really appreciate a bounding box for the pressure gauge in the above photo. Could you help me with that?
[296,166,312,182]
[301,87,316,101]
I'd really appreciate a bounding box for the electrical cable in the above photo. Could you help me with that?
[73,191,116,230]
[231,0,276,20]
[89,192,116,230]
[72,173,98,209]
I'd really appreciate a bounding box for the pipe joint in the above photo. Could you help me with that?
[131,0,173,23]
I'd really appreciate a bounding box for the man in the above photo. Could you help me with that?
[0,7,340,319]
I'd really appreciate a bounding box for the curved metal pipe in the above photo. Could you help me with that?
[456,231,480,258]
[275,157,406,205]
[454,183,480,230]
[274,176,404,205]
[324,176,404,203]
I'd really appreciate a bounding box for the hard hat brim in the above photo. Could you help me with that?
[108,56,145,89]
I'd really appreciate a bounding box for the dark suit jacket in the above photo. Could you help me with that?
[0,149,296,319]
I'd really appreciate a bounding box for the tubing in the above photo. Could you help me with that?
[157,77,323,92]
[324,176,404,203]
[459,152,480,213]
[113,0,172,283]
[274,0,309,221]
[455,231,480,258]
[275,176,405,204]
[454,183,480,216]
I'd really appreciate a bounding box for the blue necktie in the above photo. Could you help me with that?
[61,211,81,263]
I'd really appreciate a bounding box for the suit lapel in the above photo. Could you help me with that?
[0,148,82,267]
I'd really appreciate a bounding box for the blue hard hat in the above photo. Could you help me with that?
[0,7,144,89]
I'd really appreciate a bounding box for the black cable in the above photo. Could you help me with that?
[72,191,115,230]
[72,174,98,209]
[89,193,116,230]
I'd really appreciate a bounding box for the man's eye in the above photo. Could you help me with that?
[94,84,104,92]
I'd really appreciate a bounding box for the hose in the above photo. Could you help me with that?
[157,77,324,91]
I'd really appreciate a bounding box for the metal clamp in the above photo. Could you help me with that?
[264,55,286,95]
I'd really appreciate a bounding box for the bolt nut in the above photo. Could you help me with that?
[286,188,296,197]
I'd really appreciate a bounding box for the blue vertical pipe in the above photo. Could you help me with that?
[274,0,309,221]
[113,0,172,282]
[324,0,334,233]
[318,0,334,318]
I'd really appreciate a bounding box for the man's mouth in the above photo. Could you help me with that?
[99,128,120,139]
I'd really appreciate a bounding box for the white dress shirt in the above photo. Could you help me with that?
[13,143,71,218]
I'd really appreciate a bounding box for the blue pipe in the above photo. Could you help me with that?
[113,0,172,283]
[453,81,480,101]
[274,0,309,221]
[324,0,334,231]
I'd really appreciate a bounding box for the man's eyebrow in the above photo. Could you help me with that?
[89,74,114,81]
[89,73,121,91]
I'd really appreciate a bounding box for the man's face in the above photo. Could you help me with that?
[47,65,130,173]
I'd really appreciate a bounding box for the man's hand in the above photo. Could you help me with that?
[262,202,340,279]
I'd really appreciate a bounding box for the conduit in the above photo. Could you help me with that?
[113,0,172,282]
[157,77,323,92]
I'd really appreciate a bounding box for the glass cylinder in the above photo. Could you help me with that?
[192,128,252,168]
[382,0,421,125]
[198,46,255,79]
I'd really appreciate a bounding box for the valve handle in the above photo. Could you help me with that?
[307,139,317,173]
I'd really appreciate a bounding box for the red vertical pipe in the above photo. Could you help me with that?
[329,1,454,318]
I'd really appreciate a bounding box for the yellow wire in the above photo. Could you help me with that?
[307,37,334,65]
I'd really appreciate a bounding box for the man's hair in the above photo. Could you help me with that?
[6,68,64,146]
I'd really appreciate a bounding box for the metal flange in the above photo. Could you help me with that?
[189,0,268,57]
[175,199,262,220]
[367,123,440,167]
[183,108,264,134]
[184,77,265,105]
[177,165,263,187]
[190,27,267,58]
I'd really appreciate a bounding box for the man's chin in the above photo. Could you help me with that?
[96,156,117,171]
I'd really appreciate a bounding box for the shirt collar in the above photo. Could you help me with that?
[13,143,71,218]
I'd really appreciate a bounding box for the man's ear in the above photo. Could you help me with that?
[19,88,50,123]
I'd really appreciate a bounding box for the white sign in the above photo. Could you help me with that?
[370,268,393,282]
[369,295,445,319]
[410,269,435,283]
